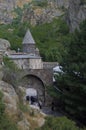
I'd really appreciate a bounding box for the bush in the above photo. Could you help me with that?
[0,92,5,118]
[32,0,48,7]
[3,56,19,87]
[0,91,18,130]
[36,116,81,130]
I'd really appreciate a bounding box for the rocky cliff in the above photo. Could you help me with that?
[0,0,86,30]
[66,0,86,31]
[0,38,45,130]
[49,0,69,8]
[0,0,31,24]
[0,0,65,24]
[21,2,64,25]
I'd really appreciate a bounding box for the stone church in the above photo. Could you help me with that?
[8,29,44,70]
[6,29,58,104]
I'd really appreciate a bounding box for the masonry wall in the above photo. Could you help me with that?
[12,58,43,69]
[29,58,43,69]
[23,44,36,54]
[43,62,58,69]
[13,59,29,69]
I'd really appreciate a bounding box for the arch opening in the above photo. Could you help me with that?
[20,74,45,104]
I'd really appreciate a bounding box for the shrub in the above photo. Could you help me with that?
[32,0,48,7]
[0,91,18,130]
[3,56,19,87]
[36,116,81,130]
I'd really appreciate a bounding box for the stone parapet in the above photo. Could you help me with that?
[43,62,58,69]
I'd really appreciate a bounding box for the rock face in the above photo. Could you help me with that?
[18,118,30,130]
[0,0,86,30]
[49,0,69,8]
[0,0,15,23]
[0,0,31,24]
[0,80,45,129]
[0,80,19,119]
[0,38,10,51]
[0,0,64,24]
[66,0,86,32]
[21,2,63,25]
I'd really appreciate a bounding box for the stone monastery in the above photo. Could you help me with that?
[0,29,58,104]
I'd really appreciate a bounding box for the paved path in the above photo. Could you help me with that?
[41,107,63,117]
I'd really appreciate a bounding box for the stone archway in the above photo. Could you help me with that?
[20,74,45,104]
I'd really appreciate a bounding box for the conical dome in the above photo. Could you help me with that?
[22,29,35,44]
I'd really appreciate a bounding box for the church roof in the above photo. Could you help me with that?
[22,29,35,44]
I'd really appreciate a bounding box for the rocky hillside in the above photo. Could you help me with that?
[21,2,64,26]
[66,0,86,31]
[49,0,69,8]
[0,0,31,24]
[0,0,67,24]
[0,0,86,30]
[0,38,45,130]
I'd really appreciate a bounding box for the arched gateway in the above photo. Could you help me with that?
[20,74,45,103]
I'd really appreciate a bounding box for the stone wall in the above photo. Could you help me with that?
[19,69,54,104]
[29,58,43,69]
[19,69,53,87]
[12,57,43,69]
[13,58,29,69]
[20,75,45,103]
[43,62,58,69]
[22,44,36,54]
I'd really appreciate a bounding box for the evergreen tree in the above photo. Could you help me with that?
[57,20,86,125]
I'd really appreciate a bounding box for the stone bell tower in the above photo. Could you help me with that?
[22,29,36,54]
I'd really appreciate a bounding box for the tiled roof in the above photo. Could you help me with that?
[22,29,35,44]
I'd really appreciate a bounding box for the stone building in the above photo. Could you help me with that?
[8,29,43,69]
[22,29,40,56]
[7,29,58,105]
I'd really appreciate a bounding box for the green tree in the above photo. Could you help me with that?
[56,20,86,125]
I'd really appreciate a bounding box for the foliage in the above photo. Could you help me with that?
[0,17,69,62]
[0,92,5,118]
[36,116,81,130]
[32,0,48,7]
[31,18,69,61]
[3,56,19,72]
[55,20,86,125]
[0,116,18,130]
[3,56,19,87]
[0,24,23,51]
[18,102,29,113]
[0,91,18,130]
[0,1,69,62]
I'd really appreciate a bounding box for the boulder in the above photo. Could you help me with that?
[17,118,30,130]
[0,38,10,52]
[37,117,45,127]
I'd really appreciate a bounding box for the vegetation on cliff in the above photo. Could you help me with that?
[36,116,85,130]
[0,18,69,62]
[53,20,86,126]
[0,91,18,130]
[0,1,86,129]
[3,56,19,87]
